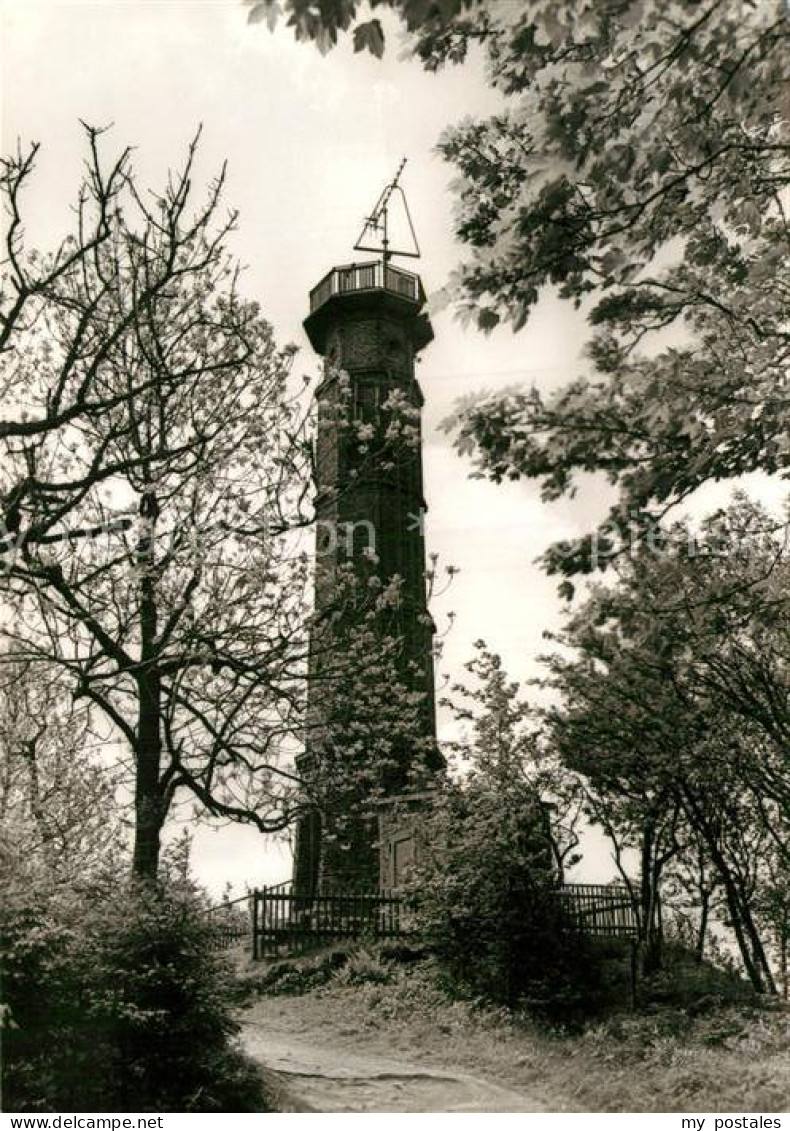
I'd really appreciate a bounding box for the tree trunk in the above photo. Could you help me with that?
[722,873,765,991]
[680,784,775,994]
[696,889,710,964]
[640,824,663,974]
[23,738,57,868]
[741,900,778,996]
[133,669,163,881]
[132,506,163,883]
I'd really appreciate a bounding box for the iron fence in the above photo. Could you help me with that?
[206,892,253,949]
[230,880,638,960]
[251,882,410,959]
[554,883,639,939]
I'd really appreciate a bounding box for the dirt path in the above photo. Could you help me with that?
[240,1002,545,1113]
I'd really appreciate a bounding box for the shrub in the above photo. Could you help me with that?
[235,948,350,999]
[331,946,394,987]
[409,783,612,1022]
[235,944,397,999]
[642,941,757,1014]
[1,865,268,1112]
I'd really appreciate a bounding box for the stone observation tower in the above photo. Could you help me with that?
[293,162,438,895]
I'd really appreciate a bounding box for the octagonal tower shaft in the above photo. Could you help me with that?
[293,261,437,894]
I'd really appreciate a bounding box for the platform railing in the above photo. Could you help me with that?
[309,261,422,313]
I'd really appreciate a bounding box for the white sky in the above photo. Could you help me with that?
[4,0,773,896]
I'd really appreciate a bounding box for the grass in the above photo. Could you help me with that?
[238,945,790,1112]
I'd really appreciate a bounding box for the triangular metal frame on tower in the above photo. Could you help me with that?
[353,157,421,265]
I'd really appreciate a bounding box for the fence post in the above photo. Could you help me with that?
[630,937,643,1011]
[253,888,262,961]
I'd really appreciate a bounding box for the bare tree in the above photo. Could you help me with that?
[0,125,241,542]
[1,128,321,879]
[1,127,436,882]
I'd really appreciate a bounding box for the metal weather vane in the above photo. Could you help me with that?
[354,157,421,266]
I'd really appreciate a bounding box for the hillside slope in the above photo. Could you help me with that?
[238,960,789,1113]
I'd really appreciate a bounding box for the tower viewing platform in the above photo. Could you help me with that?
[304,259,433,355]
[308,259,423,312]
